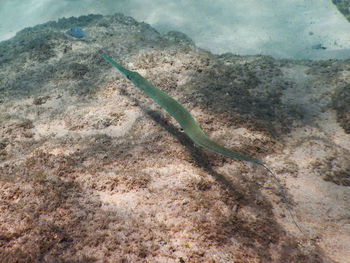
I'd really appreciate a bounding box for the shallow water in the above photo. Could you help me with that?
[1,3,350,263]
[1,0,350,59]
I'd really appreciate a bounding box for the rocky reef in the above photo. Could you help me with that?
[333,0,350,22]
[0,13,350,262]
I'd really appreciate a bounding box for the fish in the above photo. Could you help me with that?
[102,54,303,233]
[66,27,86,39]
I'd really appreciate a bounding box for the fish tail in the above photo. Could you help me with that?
[261,163,305,235]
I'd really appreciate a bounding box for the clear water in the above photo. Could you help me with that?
[1,0,350,59]
[1,1,350,261]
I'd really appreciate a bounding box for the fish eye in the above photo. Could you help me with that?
[127,75,131,80]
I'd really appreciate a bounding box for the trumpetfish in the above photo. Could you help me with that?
[102,54,303,233]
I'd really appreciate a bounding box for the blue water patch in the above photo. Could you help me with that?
[66,27,86,38]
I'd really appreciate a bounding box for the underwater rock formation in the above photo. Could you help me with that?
[333,0,350,22]
[0,13,350,263]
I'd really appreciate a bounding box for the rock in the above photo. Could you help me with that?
[0,13,349,263]
[332,0,350,22]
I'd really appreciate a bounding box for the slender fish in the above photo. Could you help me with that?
[102,54,303,233]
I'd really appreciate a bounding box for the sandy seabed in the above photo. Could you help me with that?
[0,13,350,263]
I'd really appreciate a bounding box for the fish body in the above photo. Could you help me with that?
[102,54,262,164]
[102,54,303,233]
[66,27,86,38]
